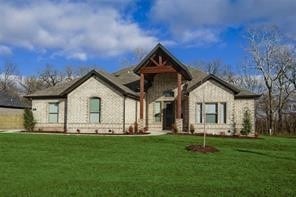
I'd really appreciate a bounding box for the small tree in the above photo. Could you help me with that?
[23,108,36,132]
[190,124,195,134]
[241,109,252,135]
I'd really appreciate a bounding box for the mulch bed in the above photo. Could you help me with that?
[21,131,150,135]
[169,132,262,139]
[186,144,219,153]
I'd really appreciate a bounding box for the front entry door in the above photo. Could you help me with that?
[163,101,175,130]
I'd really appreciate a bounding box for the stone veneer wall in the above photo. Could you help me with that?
[146,73,182,131]
[32,99,66,132]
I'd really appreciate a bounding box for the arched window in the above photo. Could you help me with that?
[89,97,101,123]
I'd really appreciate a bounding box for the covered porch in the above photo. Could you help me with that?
[133,44,192,132]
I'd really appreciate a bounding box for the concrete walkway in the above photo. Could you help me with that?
[0,130,22,133]
[0,130,168,137]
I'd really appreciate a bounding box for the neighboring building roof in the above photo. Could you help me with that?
[26,70,139,99]
[133,43,192,80]
[0,90,29,109]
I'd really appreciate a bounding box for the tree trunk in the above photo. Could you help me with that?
[268,88,273,135]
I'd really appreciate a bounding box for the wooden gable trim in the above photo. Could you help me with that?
[140,65,177,74]
[134,43,192,80]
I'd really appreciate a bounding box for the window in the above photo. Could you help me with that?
[48,103,59,123]
[89,98,101,123]
[154,101,161,122]
[220,103,227,124]
[205,103,217,123]
[195,103,202,123]
[163,90,174,97]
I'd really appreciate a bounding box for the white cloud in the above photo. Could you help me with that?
[0,1,157,60]
[151,0,296,44]
[0,45,12,55]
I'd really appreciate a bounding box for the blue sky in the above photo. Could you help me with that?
[0,0,295,75]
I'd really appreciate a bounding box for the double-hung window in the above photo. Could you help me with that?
[154,102,161,122]
[195,103,202,123]
[48,103,59,123]
[90,98,101,123]
[220,103,227,124]
[205,103,218,123]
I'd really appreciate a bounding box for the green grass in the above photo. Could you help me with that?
[0,134,295,196]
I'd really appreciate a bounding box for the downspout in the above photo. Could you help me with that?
[123,96,126,133]
[64,97,67,133]
[135,100,138,122]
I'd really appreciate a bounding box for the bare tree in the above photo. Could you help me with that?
[19,76,44,95]
[0,62,18,92]
[121,47,147,67]
[63,66,75,81]
[274,46,296,132]
[245,25,282,134]
[75,65,96,77]
[39,64,63,88]
[235,63,265,94]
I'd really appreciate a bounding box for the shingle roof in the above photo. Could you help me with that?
[26,65,260,100]
[26,70,139,99]
[26,78,81,98]
[0,90,29,108]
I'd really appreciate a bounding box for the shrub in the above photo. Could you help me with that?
[172,123,178,134]
[134,122,138,134]
[23,108,36,132]
[190,124,195,134]
[241,109,252,135]
[128,125,134,134]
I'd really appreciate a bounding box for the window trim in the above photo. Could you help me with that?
[48,102,59,123]
[195,103,203,124]
[89,97,101,123]
[220,102,227,124]
[205,103,218,124]
[153,101,162,122]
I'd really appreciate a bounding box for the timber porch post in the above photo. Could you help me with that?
[139,73,145,130]
[176,73,183,132]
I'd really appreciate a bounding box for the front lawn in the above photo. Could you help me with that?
[0,134,295,196]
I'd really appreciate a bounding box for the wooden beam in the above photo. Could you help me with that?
[159,55,162,65]
[150,57,160,67]
[177,73,182,119]
[140,66,176,74]
[140,73,144,119]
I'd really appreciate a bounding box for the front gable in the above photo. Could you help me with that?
[187,74,240,94]
[133,43,192,80]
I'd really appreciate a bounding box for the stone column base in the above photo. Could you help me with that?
[138,119,144,131]
[176,119,183,132]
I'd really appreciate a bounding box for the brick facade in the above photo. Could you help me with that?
[189,80,255,135]
[31,74,256,135]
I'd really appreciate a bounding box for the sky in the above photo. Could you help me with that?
[0,0,295,76]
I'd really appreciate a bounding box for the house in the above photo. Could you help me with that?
[25,44,260,134]
[0,90,29,130]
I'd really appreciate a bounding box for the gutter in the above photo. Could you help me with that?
[123,96,126,133]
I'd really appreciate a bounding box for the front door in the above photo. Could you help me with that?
[163,101,175,130]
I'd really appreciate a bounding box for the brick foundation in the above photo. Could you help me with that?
[176,118,183,132]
